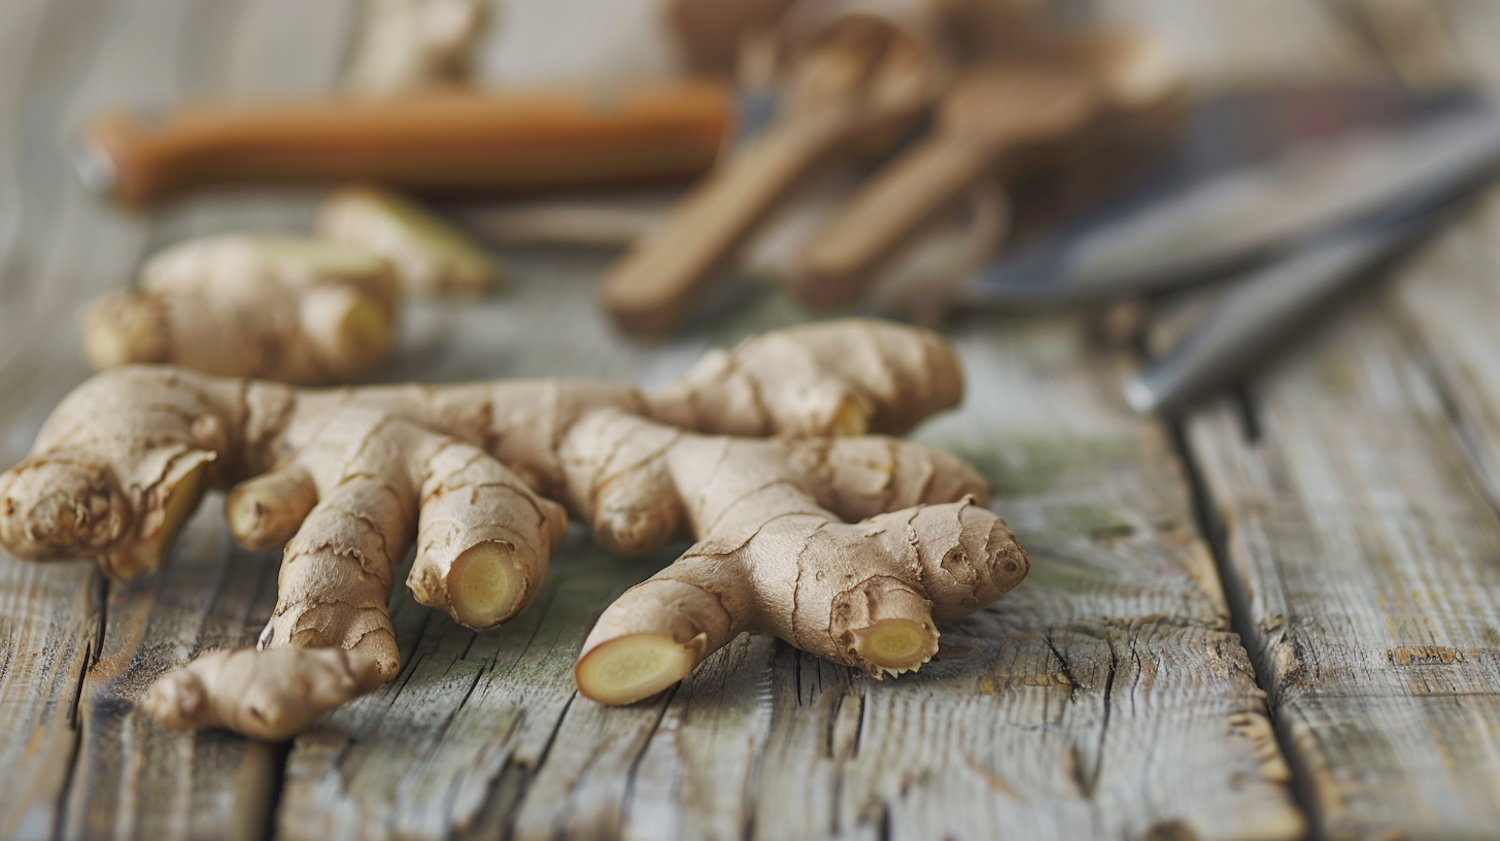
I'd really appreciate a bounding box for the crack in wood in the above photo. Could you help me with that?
[1167,417,1319,830]
[793,648,804,707]
[51,570,107,841]
[1087,641,1117,798]
[1044,635,1080,703]
[1233,386,1262,445]
[617,684,679,837]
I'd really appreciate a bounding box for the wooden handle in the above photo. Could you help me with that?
[603,121,835,334]
[82,81,733,205]
[794,134,992,309]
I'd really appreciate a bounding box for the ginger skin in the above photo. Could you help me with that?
[143,647,383,741]
[0,320,1004,737]
[643,319,962,437]
[81,236,401,384]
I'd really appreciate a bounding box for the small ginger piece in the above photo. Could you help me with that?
[143,647,383,741]
[81,235,400,384]
[342,0,488,98]
[317,186,501,296]
[0,319,995,737]
[563,410,1027,705]
[645,319,964,437]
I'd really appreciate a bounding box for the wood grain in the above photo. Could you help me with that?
[1184,298,1500,839]
[0,1,352,839]
[60,508,284,841]
[1149,1,1500,838]
[0,0,116,836]
[1385,187,1500,526]
[0,0,169,836]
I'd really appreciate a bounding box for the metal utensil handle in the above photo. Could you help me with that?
[1124,213,1434,415]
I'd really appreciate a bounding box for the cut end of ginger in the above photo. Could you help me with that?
[335,295,394,362]
[574,634,695,705]
[156,460,208,548]
[852,618,938,672]
[447,541,523,630]
[831,395,871,436]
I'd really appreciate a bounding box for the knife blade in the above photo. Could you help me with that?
[1123,208,1449,415]
[951,84,1496,308]
[1123,107,1500,415]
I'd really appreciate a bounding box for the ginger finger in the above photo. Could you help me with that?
[577,502,1024,704]
[644,318,963,437]
[563,410,1025,705]
[0,449,215,580]
[81,235,400,383]
[226,465,318,550]
[317,185,501,296]
[561,411,991,558]
[783,433,993,520]
[265,486,406,677]
[158,413,568,738]
[244,407,425,675]
[248,407,568,673]
[0,367,242,577]
[144,647,383,741]
[342,0,487,98]
[406,438,570,629]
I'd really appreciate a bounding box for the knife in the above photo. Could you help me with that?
[72,81,735,206]
[950,84,1494,308]
[1124,201,1469,415]
[1118,94,1500,415]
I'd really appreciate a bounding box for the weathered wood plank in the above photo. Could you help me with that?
[51,0,357,836]
[1184,299,1500,838]
[0,562,102,841]
[0,0,151,837]
[272,281,1304,840]
[0,3,108,834]
[1144,2,1500,837]
[1387,186,1500,513]
[1094,0,1379,90]
[59,507,283,841]
[276,542,652,840]
[0,0,353,839]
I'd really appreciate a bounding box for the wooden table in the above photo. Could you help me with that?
[4,1,1500,839]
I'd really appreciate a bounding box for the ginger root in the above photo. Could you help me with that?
[81,235,400,384]
[342,0,488,98]
[317,185,501,296]
[143,647,383,741]
[644,319,963,437]
[0,320,1016,737]
[564,409,1026,704]
[82,187,497,383]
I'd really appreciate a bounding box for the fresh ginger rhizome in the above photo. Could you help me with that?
[0,320,1027,739]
